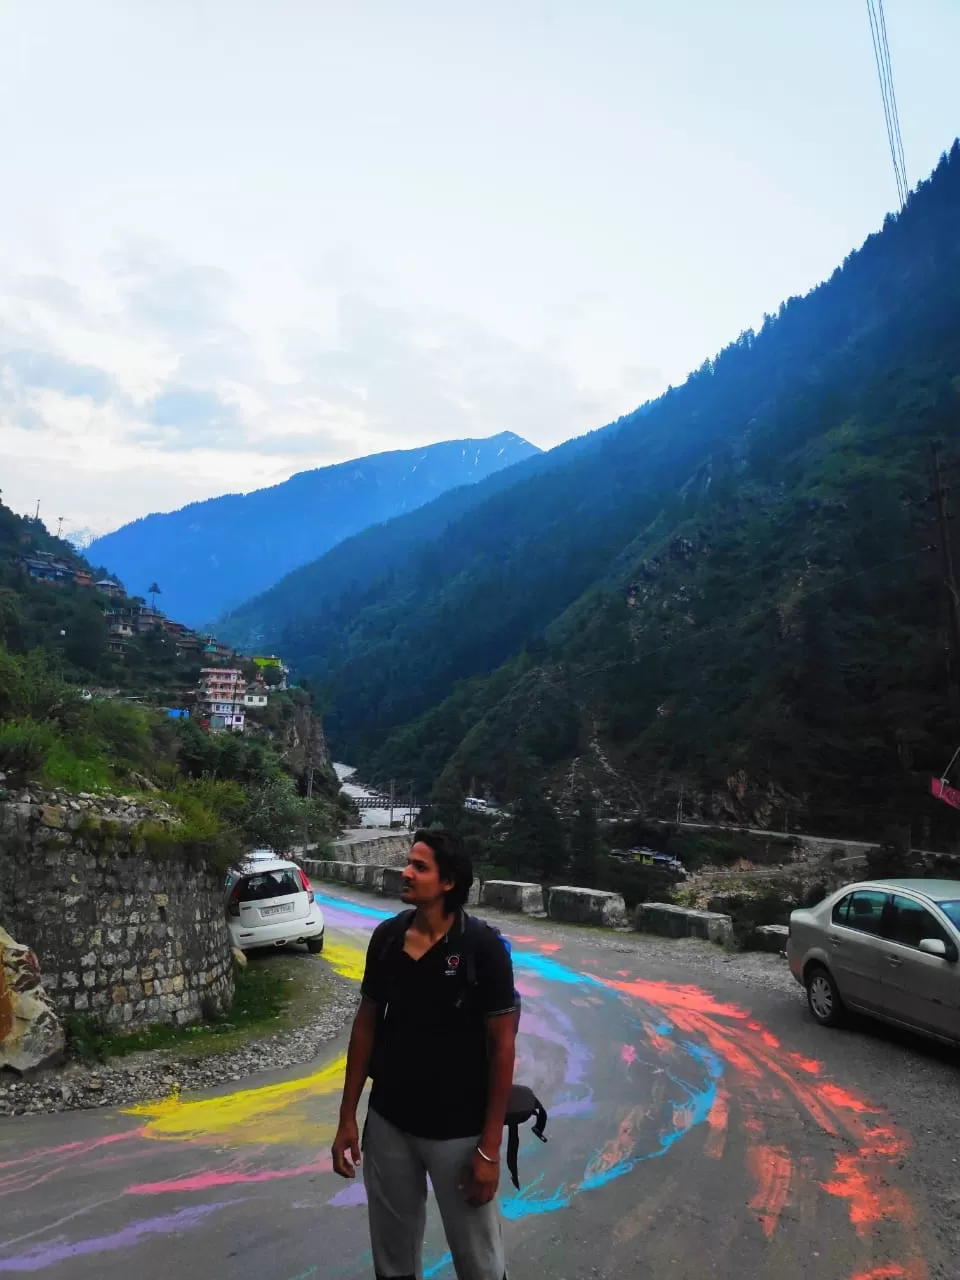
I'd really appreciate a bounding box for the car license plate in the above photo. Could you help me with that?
[262,903,294,917]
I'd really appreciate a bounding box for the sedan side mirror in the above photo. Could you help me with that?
[918,937,957,960]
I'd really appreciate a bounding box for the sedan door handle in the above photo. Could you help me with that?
[885,956,904,968]
[828,934,843,947]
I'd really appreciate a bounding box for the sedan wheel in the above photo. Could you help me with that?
[806,966,845,1027]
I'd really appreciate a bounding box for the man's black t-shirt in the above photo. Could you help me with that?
[361,911,515,1140]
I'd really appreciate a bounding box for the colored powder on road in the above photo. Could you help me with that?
[127,1054,346,1146]
[817,1083,881,1114]
[704,1088,729,1160]
[747,1144,793,1239]
[323,939,367,981]
[0,1203,237,1272]
[128,1158,331,1195]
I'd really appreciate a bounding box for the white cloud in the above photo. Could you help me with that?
[0,244,647,536]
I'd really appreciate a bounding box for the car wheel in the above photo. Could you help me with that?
[307,936,324,955]
[805,964,845,1027]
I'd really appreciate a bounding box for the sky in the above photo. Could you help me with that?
[1,1,958,541]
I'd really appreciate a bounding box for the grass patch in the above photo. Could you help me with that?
[64,953,333,1064]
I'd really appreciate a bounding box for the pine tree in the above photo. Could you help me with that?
[428,769,465,830]
[506,769,567,880]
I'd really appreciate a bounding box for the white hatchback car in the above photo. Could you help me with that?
[225,851,325,953]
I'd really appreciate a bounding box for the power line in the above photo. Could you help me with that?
[876,0,908,197]
[866,0,908,208]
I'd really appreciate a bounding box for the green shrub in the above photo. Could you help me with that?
[0,718,56,782]
[42,736,112,790]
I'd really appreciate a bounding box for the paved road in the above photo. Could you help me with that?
[1,887,958,1280]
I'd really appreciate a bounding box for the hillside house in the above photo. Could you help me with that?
[202,636,234,664]
[199,667,246,732]
[18,552,77,583]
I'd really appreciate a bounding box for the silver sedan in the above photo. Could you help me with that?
[787,877,960,1045]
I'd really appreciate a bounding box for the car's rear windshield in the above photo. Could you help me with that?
[938,900,960,931]
[238,869,302,901]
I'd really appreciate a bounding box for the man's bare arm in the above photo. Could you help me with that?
[331,997,378,1177]
[480,1012,516,1156]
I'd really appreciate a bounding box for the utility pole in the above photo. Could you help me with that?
[389,778,395,828]
[931,443,960,680]
[676,783,684,825]
[56,516,64,539]
[408,780,414,829]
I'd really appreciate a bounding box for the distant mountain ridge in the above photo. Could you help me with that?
[217,142,960,847]
[88,432,539,627]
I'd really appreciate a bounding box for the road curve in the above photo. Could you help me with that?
[0,886,955,1280]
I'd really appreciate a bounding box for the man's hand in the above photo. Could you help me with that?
[463,1148,499,1206]
[332,1117,361,1178]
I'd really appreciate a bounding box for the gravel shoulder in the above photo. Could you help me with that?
[0,949,357,1118]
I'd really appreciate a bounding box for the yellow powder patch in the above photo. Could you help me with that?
[127,1053,347,1146]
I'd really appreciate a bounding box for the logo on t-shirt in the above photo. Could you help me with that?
[445,953,460,977]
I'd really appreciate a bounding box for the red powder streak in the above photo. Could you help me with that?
[583,1108,644,1183]
[788,1053,822,1075]
[599,975,750,1021]
[0,1129,139,1171]
[594,967,924,1273]
[514,979,542,998]
[538,942,563,954]
[127,1158,332,1195]
[704,1089,729,1160]
[620,1044,637,1066]
[747,1144,793,1239]
[821,1154,914,1235]
[850,1266,926,1280]
[818,1083,882,1114]
[642,1023,673,1057]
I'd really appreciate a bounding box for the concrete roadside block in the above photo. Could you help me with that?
[380,866,405,897]
[360,864,385,891]
[547,886,627,928]
[634,902,733,945]
[752,924,789,953]
[480,881,545,915]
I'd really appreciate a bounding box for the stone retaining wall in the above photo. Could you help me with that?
[0,788,234,1028]
[331,832,411,866]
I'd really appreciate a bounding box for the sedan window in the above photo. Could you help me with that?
[831,895,852,925]
[940,900,960,932]
[843,890,887,936]
[887,895,952,950]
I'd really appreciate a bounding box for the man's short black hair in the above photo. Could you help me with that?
[413,828,474,911]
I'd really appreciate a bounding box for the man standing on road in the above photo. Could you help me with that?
[332,829,517,1280]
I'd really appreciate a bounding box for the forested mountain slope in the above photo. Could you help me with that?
[215,428,606,654]
[89,431,538,628]
[365,143,960,845]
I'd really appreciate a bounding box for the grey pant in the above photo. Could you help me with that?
[363,1107,506,1280]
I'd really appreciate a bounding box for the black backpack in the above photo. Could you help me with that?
[370,909,548,1188]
